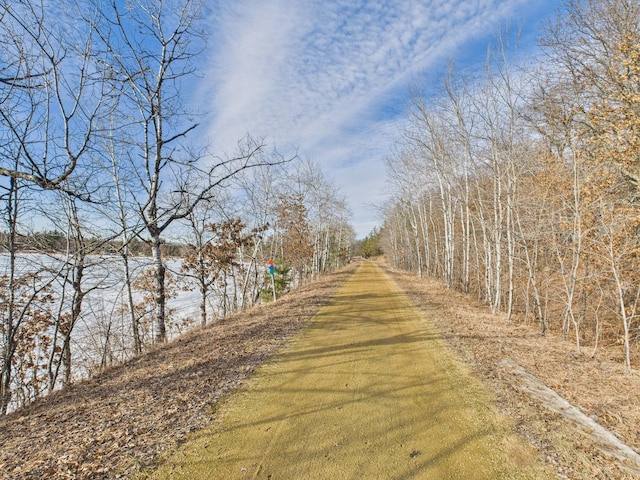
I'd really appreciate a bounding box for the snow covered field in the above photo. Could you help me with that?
[1,253,204,386]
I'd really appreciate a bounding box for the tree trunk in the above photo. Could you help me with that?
[0,180,17,415]
[199,282,207,326]
[122,246,141,354]
[151,234,167,343]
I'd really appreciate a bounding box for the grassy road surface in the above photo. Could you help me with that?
[145,261,551,479]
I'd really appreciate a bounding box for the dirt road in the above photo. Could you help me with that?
[145,262,551,479]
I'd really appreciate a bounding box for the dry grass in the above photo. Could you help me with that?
[0,263,357,480]
[2,258,640,479]
[144,260,553,479]
[383,261,640,479]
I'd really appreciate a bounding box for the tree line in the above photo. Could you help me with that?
[0,0,353,414]
[381,0,640,369]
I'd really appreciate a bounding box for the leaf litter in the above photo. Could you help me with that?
[2,259,640,479]
[0,264,356,479]
[384,261,640,479]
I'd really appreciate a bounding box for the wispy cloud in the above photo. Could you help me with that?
[201,0,553,236]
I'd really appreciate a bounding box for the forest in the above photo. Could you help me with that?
[380,0,640,370]
[0,0,353,414]
[3,0,640,418]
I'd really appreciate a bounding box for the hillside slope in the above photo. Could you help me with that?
[0,264,357,479]
[1,259,640,479]
[145,261,552,479]
[386,263,640,479]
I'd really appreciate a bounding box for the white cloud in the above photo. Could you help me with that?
[201,0,553,237]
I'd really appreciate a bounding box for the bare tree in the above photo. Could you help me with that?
[234,165,281,307]
[285,159,352,277]
[94,1,286,342]
[103,131,144,354]
[0,1,109,199]
[540,0,640,358]
[0,0,108,413]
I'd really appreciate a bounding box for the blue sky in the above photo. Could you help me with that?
[198,0,560,238]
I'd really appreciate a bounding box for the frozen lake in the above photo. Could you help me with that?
[0,253,209,400]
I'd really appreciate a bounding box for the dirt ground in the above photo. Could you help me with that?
[144,261,553,479]
[0,264,356,479]
[383,262,640,479]
[1,258,639,479]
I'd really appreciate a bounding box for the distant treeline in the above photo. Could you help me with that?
[0,230,184,257]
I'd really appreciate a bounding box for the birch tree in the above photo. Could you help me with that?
[0,1,109,199]
[94,0,282,343]
[0,0,108,413]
